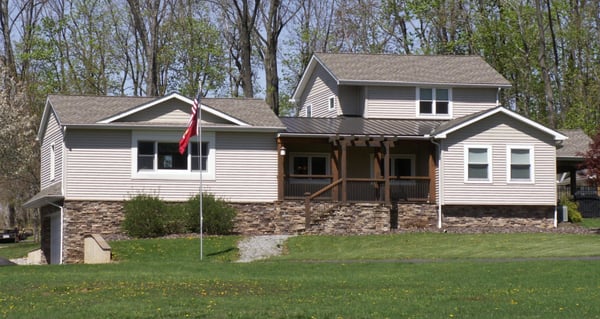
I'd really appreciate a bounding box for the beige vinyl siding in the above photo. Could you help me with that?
[118,99,229,125]
[441,113,557,206]
[64,129,277,202]
[299,64,338,117]
[365,86,415,119]
[452,88,498,118]
[40,111,64,189]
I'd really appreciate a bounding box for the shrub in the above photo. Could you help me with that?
[560,195,583,223]
[122,194,168,238]
[163,203,187,235]
[185,193,237,235]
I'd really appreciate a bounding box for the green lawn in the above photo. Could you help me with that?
[580,217,600,229]
[1,233,600,318]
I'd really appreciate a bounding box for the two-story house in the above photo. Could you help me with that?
[279,53,567,228]
[25,53,573,264]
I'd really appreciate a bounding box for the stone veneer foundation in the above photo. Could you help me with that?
[44,200,556,263]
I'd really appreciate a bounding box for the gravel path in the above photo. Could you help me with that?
[237,235,294,262]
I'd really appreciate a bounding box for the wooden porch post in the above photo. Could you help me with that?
[383,141,391,205]
[277,137,284,201]
[331,140,340,201]
[341,139,348,203]
[374,145,382,202]
[428,144,437,203]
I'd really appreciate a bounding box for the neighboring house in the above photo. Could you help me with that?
[25,53,577,264]
[24,93,284,264]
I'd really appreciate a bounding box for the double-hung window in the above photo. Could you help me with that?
[508,146,533,182]
[465,146,491,182]
[418,88,450,117]
[305,104,312,118]
[133,131,215,180]
[328,96,335,111]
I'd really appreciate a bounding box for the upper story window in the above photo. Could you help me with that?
[305,104,312,118]
[133,131,215,180]
[328,96,335,111]
[465,145,491,182]
[50,143,56,181]
[508,146,534,183]
[418,88,451,117]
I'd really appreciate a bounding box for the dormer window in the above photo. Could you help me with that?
[418,88,450,117]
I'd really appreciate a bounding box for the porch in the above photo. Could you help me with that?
[277,136,437,205]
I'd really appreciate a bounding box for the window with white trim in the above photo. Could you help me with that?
[132,131,215,180]
[291,154,329,176]
[137,141,208,172]
[418,88,450,117]
[508,146,534,182]
[305,104,312,118]
[328,96,335,111]
[50,143,56,181]
[465,146,491,182]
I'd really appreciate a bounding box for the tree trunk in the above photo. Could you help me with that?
[534,0,556,128]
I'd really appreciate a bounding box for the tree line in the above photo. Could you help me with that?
[1,0,599,225]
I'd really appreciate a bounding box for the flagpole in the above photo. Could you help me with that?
[197,82,203,261]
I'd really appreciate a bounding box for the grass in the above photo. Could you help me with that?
[1,233,600,318]
[580,217,600,229]
[0,240,39,259]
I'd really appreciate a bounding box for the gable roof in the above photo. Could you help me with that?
[280,117,443,138]
[428,106,568,141]
[293,53,511,101]
[40,93,283,139]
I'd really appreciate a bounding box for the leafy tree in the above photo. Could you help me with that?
[580,129,600,187]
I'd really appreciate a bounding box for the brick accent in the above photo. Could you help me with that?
[442,205,555,229]
[50,200,556,263]
[62,201,125,264]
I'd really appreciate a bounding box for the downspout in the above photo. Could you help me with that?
[428,135,443,229]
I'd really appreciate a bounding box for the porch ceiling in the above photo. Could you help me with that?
[280,117,444,138]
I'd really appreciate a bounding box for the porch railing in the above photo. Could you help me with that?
[285,176,430,202]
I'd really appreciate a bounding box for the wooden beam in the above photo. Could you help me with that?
[331,141,340,201]
[428,143,437,203]
[340,140,348,203]
[383,141,392,205]
[277,137,285,201]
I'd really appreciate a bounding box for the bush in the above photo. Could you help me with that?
[185,193,237,235]
[163,203,187,235]
[122,194,168,238]
[560,195,583,223]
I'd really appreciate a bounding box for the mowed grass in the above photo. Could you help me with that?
[1,233,600,318]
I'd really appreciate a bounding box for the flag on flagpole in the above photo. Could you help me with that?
[179,93,200,155]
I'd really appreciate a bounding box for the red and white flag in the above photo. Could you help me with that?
[178,93,200,154]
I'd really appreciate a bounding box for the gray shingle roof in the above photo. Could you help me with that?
[314,53,512,87]
[557,129,591,159]
[280,117,444,137]
[22,182,63,209]
[47,94,283,128]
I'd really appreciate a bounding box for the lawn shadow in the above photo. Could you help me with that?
[206,247,238,257]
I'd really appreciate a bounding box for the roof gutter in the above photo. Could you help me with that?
[277,132,431,140]
[338,79,512,89]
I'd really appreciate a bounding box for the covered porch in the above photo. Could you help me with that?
[277,117,441,205]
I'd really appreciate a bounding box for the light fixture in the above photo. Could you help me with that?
[279,146,286,156]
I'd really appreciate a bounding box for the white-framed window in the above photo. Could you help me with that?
[305,104,312,118]
[464,145,492,182]
[417,88,451,117]
[290,153,329,176]
[132,131,215,180]
[507,146,534,183]
[328,96,335,111]
[50,143,56,181]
